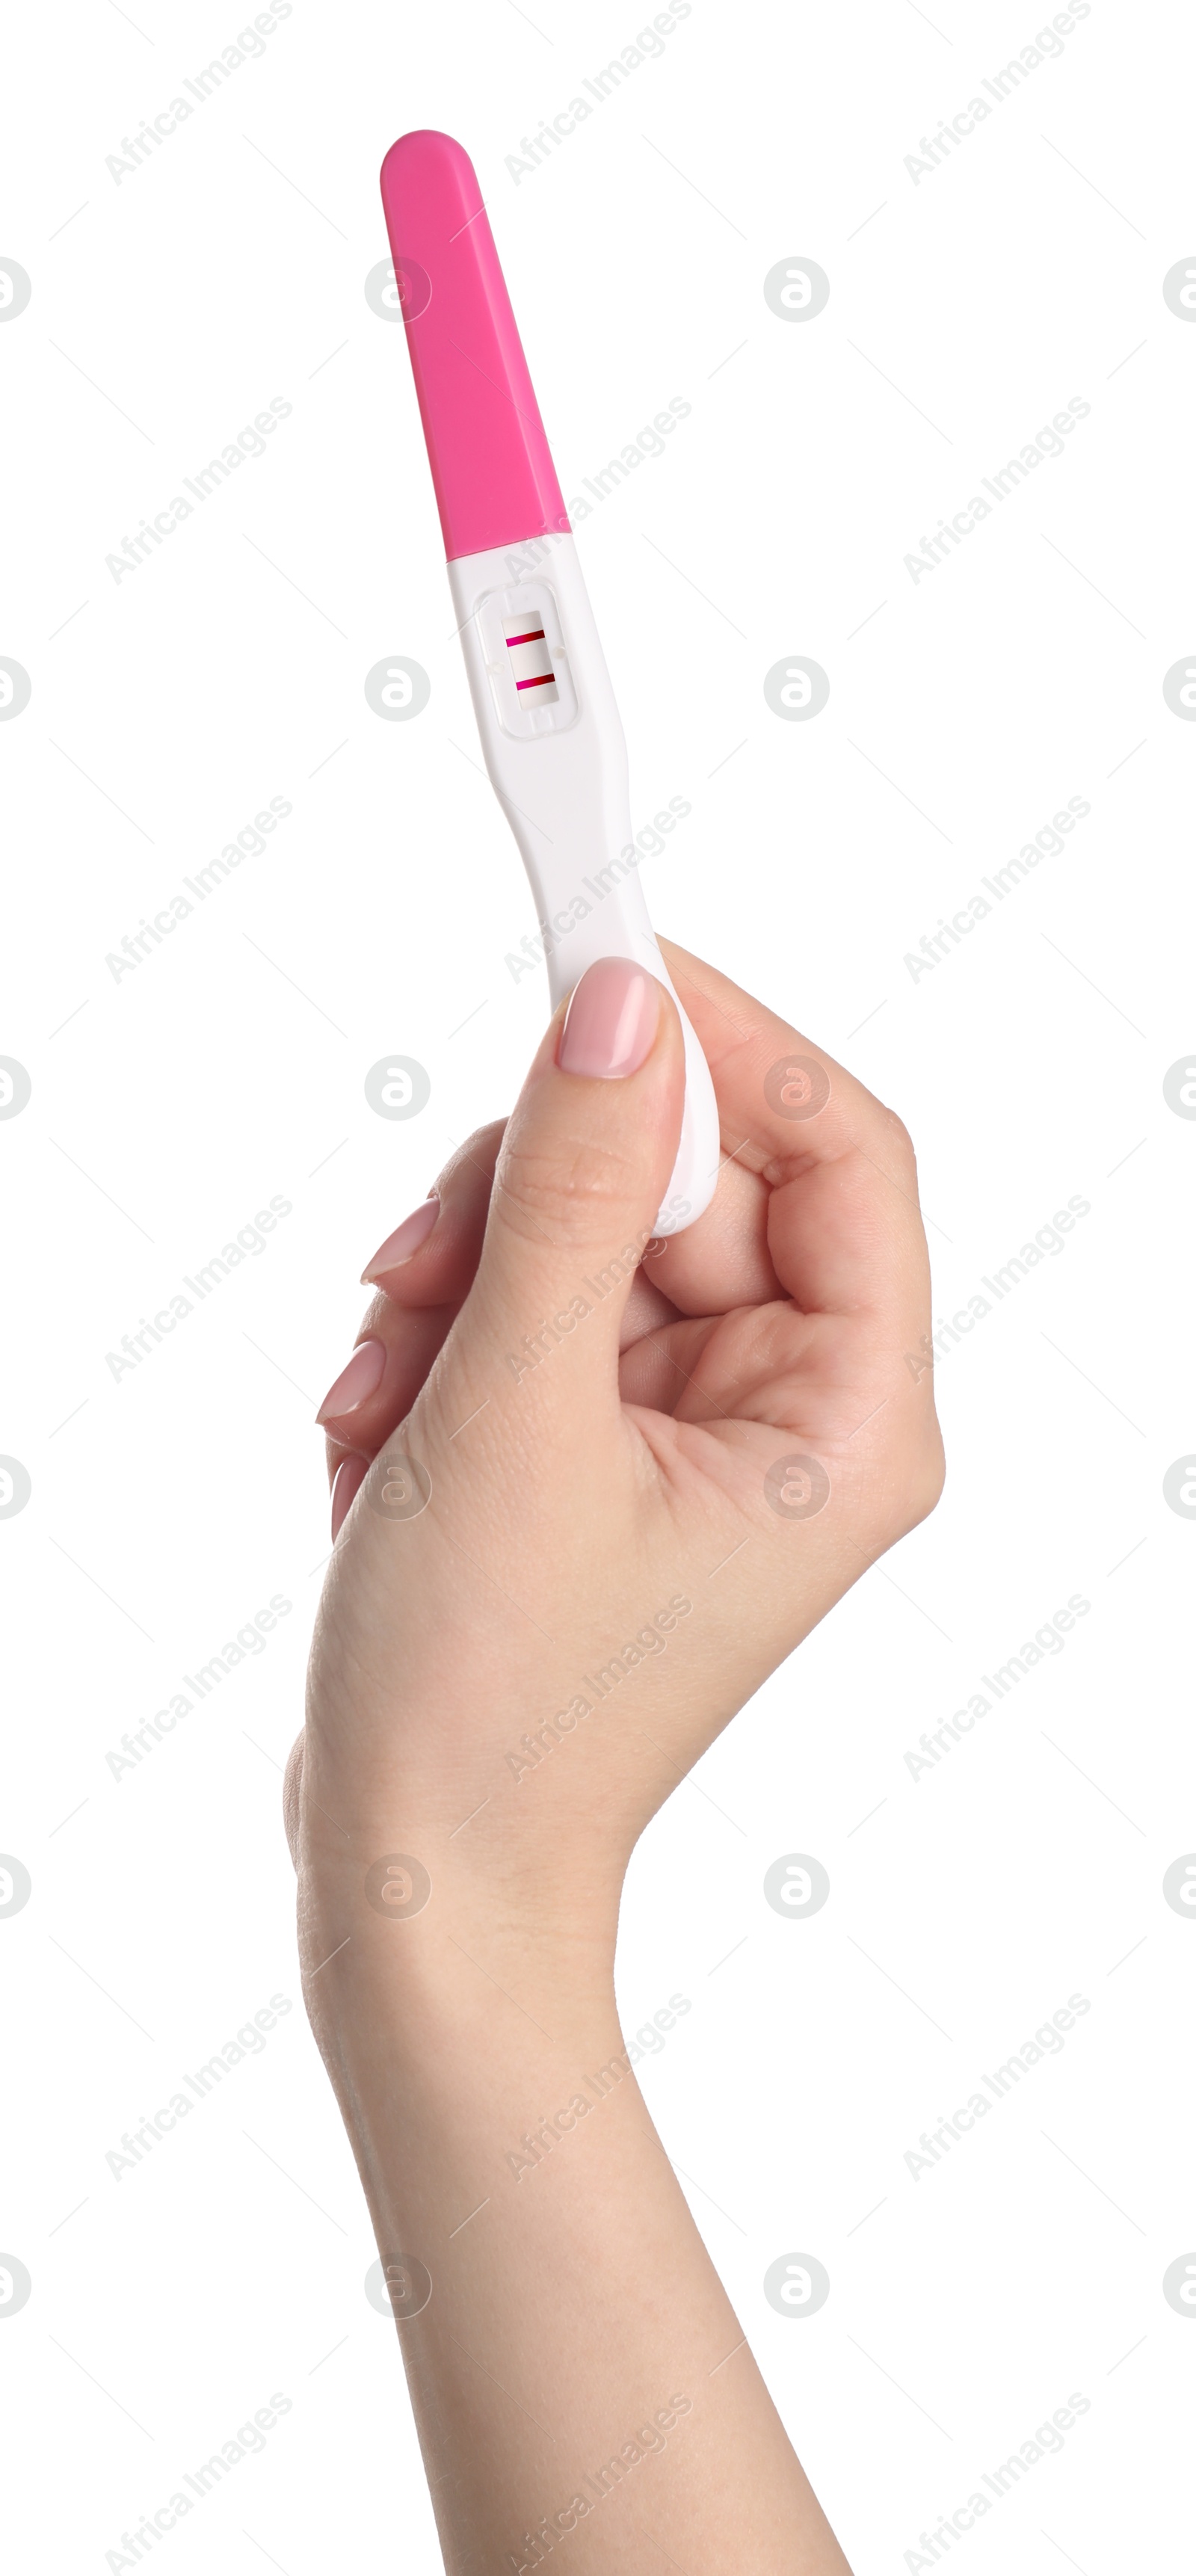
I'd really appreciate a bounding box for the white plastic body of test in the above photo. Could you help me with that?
[446,532,719,1236]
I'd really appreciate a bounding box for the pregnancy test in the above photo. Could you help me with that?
[378,128,719,1235]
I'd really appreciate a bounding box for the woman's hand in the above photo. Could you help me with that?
[285,943,943,2576]
[291,940,942,1935]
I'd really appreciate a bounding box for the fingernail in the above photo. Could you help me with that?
[361,1196,440,1284]
[558,958,659,1079]
[315,1337,386,1424]
[330,1452,369,1540]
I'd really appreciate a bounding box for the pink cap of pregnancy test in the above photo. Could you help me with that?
[379,130,570,561]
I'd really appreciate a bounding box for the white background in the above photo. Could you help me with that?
[3,1,1195,2569]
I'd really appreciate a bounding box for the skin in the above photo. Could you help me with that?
[285,940,943,2574]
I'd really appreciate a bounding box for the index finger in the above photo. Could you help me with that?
[659,937,931,1328]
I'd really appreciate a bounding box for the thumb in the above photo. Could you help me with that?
[459,957,685,1408]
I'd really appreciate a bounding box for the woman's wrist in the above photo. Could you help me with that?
[296,1843,623,2095]
[301,1918,637,2269]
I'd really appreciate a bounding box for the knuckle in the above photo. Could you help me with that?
[881,1106,919,1173]
[493,1130,647,1247]
[282,1732,303,1867]
[907,1422,947,1526]
[856,1405,945,1550]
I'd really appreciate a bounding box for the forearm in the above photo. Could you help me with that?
[296,946,939,2571]
[310,1923,851,2574]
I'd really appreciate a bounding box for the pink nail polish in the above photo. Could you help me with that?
[558,958,659,1079]
[330,1452,369,1539]
[361,1196,440,1284]
[315,1337,386,1423]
